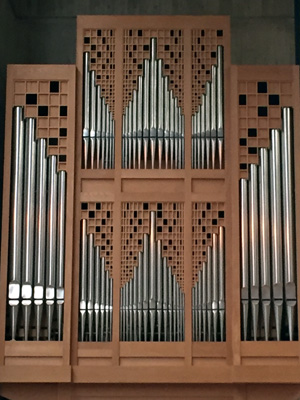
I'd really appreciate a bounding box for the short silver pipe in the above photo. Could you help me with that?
[83,52,90,169]
[89,70,97,169]
[249,164,260,341]
[217,45,224,169]
[218,226,225,342]
[164,76,170,169]
[34,138,47,341]
[87,234,95,341]
[259,148,271,340]
[46,155,58,340]
[143,59,150,169]
[80,220,88,341]
[240,179,249,341]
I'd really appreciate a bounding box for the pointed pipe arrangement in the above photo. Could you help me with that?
[122,38,184,169]
[192,45,224,169]
[120,211,185,341]
[192,227,225,342]
[79,219,113,341]
[82,52,115,169]
[240,108,297,341]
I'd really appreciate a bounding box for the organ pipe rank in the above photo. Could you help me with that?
[192,226,225,342]
[80,219,113,342]
[8,106,66,341]
[240,107,297,341]
[192,45,224,169]
[120,211,185,341]
[122,38,185,170]
[82,53,115,169]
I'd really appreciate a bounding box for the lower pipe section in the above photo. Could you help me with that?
[7,110,67,341]
[79,219,113,341]
[192,227,226,342]
[240,107,297,341]
[120,211,185,341]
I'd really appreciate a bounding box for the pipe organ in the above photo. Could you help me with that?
[0,15,300,393]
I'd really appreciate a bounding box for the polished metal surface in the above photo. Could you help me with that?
[192,227,225,342]
[120,211,184,341]
[7,112,67,341]
[240,112,298,340]
[79,219,113,341]
[192,45,224,169]
[122,37,184,169]
[82,53,115,169]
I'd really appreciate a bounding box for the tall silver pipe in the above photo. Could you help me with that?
[46,155,58,341]
[168,266,173,341]
[205,81,211,169]
[200,94,206,169]
[89,70,97,169]
[143,233,149,340]
[259,148,271,340]
[240,179,249,340]
[22,118,36,340]
[211,65,217,169]
[124,281,129,341]
[34,138,47,341]
[172,274,177,341]
[83,52,90,168]
[94,247,101,341]
[206,246,212,341]
[105,105,110,169]
[192,115,196,169]
[87,234,95,341]
[270,129,283,340]
[157,240,163,341]
[174,98,179,169]
[212,234,219,341]
[137,251,143,341]
[100,257,106,341]
[163,257,168,341]
[158,59,164,169]
[122,114,126,169]
[96,86,102,169]
[105,270,110,341]
[101,98,106,169]
[282,107,297,340]
[149,212,157,340]
[164,76,170,169]
[150,38,158,169]
[133,266,138,341]
[137,75,143,170]
[80,219,88,341]
[192,285,196,341]
[218,226,225,342]
[249,164,260,341]
[9,107,25,340]
[202,262,207,341]
[132,90,138,169]
[198,270,203,341]
[217,45,224,169]
[170,91,175,169]
[56,170,66,341]
[128,101,133,169]
[128,278,133,341]
[143,59,150,169]
[108,278,113,341]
